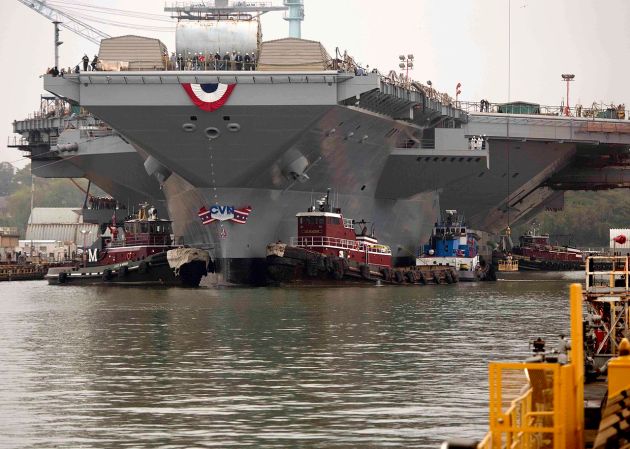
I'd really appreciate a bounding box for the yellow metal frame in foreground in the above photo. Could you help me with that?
[478,284,584,449]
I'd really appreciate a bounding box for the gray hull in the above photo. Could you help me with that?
[41,71,624,284]
[161,174,437,284]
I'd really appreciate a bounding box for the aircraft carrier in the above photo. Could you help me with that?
[13,0,630,285]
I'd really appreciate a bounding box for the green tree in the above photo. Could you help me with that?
[0,162,15,196]
[0,164,89,236]
[514,190,630,248]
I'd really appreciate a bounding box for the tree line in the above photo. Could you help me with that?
[0,163,87,236]
[512,190,630,248]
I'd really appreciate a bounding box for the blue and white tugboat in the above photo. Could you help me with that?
[46,205,211,287]
[416,210,495,281]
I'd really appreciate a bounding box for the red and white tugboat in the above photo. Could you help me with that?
[266,191,457,285]
[46,205,211,287]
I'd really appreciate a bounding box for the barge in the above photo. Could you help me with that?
[0,264,46,281]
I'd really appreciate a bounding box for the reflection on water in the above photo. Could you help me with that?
[0,276,577,448]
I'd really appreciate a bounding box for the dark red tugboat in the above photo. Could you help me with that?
[266,191,457,285]
[510,230,585,271]
[46,205,211,287]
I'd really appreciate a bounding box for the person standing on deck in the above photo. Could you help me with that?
[250,51,256,70]
[82,54,89,71]
[223,52,230,70]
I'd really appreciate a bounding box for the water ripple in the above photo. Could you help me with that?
[0,276,573,448]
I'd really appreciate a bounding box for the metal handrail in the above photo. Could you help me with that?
[96,58,260,72]
[80,128,114,139]
[291,236,391,255]
[498,259,519,272]
[108,236,172,247]
[458,100,628,120]
[6,136,30,147]
[585,255,630,294]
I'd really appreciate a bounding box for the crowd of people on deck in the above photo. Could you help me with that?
[88,196,118,210]
[169,50,258,71]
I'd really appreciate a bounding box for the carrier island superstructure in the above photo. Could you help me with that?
[14,1,630,284]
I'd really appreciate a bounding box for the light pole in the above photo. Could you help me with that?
[80,229,91,268]
[398,54,414,86]
[561,73,575,116]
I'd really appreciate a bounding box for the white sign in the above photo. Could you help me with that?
[88,248,99,263]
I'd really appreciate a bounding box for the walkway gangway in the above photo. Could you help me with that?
[584,255,630,357]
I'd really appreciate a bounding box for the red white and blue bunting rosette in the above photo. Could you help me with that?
[182,83,236,111]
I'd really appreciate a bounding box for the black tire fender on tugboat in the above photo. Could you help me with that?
[305,255,319,277]
[332,258,344,280]
[445,270,454,284]
[58,272,67,284]
[119,266,129,277]
[417,271,426,284]
[138,261,149,274]
[323,256,333,273]
[380,267,391,282]
[102,269,113,282]
[433,271,441,284]
[405,271,415,284]
[394,270,404,284]
[360,264,370,280]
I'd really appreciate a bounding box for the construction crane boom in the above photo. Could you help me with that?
[17,0,110,45]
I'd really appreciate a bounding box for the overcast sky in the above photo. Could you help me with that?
[1,0,629,167]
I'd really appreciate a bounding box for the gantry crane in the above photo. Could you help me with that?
[16,0,111,67]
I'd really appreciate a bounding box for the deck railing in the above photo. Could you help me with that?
[498,260,519,272]
[584,255,630,356]
[458,100,628,120]
[291,236,391,255]
[108,235,172,247]
[585,255,630,294]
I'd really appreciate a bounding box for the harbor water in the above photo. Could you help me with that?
[0,273,581,448]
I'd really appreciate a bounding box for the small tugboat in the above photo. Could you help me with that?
[510,226,584,271]
[415,210,495,281]
[266,190,457,285]
[46,205,211,287]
